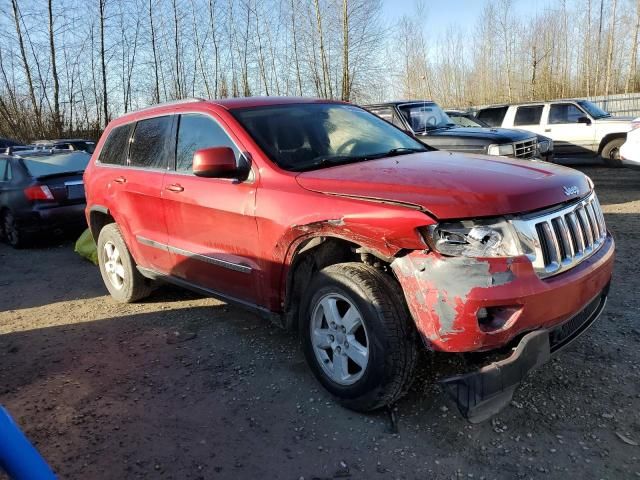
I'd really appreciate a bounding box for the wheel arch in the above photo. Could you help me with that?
[281,234,397,330]
[598,132,627,154]
[88,205,115,241]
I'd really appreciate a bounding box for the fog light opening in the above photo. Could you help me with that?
[477,306,521,333]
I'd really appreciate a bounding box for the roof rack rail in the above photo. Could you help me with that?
[128,97,208,115]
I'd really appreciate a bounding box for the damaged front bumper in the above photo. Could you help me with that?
[440,285,608,423]
[390,233,614,353]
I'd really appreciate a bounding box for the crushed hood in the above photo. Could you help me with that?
[295,151,592,219]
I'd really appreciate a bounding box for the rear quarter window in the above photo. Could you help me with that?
[98,124,134,165]
[476,107,508,127]
[514,105,544,126]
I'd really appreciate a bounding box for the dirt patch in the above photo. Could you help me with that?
[1,165,639,479]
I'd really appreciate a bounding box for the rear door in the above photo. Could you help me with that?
[545,103,596,155]
[512,105,545,136]
[476,106,508,127]
[162,112,260,304]
[119,115,174,273]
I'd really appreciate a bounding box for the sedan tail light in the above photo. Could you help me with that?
[24,185,55,201]
[631,120,640,131]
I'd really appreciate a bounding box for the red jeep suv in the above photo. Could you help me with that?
[84,97,614,422]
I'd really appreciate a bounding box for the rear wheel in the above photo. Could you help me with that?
[1,211,25,248]
[97,223,153,303]
[300,263,417,412]
[601,138,625,167]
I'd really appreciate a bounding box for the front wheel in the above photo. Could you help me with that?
[300,263,417,412]
[601,138,625,167]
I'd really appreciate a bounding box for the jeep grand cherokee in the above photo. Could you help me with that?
[84,97,614,422]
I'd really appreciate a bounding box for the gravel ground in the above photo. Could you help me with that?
[0,165,639,480]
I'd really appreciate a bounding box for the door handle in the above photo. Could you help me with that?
[113,176,127,184]
[165,183,184,193]
[544,128,551,132]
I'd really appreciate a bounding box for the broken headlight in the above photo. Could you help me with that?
[426,219,524,258]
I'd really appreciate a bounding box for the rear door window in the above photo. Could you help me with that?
[513,105,544,126]
[98,124,134,165]
[476,107,508,127]
[548,104,586,124]
[175,114,239,172]
[129,116,173,169]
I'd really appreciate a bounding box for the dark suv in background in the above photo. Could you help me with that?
[446,109,554,163]
[365,101,540,160]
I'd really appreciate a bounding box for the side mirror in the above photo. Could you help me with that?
[193,147,239,178]
[577,116,592,125]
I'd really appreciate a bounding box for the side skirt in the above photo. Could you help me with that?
[137,266,284,327]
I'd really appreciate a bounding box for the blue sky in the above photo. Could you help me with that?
[382,0,558,32]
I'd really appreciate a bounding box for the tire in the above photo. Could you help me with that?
[1,210,26,248]
[601,138,625,167]
[97,223,153,303]
[300,262,417,412]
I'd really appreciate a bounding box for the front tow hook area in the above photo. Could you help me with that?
[440,330,551,423]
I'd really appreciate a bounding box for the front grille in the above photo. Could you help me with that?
[514,138,538,158]
[511,192,607,278]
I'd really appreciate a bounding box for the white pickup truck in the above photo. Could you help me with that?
[475,100,634,166]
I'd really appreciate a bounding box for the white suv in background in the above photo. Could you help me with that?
[620,118,640,169]
[476,100,634,166]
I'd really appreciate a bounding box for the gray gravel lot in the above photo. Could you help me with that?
[0,165,639,480]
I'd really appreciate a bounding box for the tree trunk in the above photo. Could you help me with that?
[341,0,349,101]
[149,0,161,103]
[604,0,617,95]
[99,0,109,127]
[314,0,332,99]
[48,0,61,136]
[11,0,41,130]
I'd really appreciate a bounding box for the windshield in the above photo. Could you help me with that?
[232,103,427,172]
[577,101,610,119]
[398,103,456,132]
[22,152,90,177]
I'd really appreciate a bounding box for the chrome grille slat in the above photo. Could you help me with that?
[510,192,607,279]
[577,207,594,247]
[514,138,538,158]
[585,202,600,239]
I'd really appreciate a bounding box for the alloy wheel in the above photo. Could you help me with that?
[310,293,370,385]
[103,241,125,290]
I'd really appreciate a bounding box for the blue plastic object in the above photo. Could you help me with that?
[0,407,56,479]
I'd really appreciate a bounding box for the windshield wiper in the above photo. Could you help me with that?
[291,155,370,172]
[292,148,425,172]
[367,147,426,159]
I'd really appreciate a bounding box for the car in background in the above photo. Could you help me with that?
[0,150,89,247]
[475,100,634,166]
[620,118,640,169]
[32,138,96,154]
[446,109,554,163]
[365,101,540,160]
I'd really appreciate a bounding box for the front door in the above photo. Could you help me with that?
[545,103,597,155]
[162,112,260,305]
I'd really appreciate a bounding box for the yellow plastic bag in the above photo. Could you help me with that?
[74,228,98,265]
